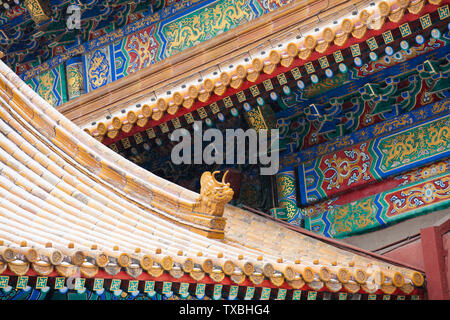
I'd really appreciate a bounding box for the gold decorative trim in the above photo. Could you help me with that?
[210,270,226,282]
[8,261,30,276]
[325,280,342,292]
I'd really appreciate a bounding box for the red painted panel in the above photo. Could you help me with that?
[383,239,425,271]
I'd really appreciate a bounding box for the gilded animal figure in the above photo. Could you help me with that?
[196,171,234,217]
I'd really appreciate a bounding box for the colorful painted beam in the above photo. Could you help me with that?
[302,158,449,218]
[297,105,450,205]
[281,94,450,169]
[277,43,450,158]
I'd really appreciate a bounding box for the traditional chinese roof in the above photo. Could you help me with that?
[0,0,184,73]
[72,0,446,141]
[0,59,426,297]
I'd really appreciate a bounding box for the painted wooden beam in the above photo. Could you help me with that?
[420,221,449,300]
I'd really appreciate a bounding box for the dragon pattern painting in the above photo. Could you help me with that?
[161,0,255,57]
[36,70,56,106]
[88,49,110,91]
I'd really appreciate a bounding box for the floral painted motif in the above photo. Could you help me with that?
[322,143,371,191]
[388,176,450,217]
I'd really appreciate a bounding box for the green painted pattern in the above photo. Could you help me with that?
[25,64,67,107]
[160,0,258,58]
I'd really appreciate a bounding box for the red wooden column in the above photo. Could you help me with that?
[420,220,450,300]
